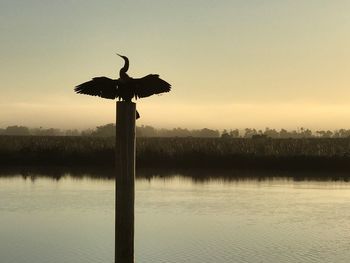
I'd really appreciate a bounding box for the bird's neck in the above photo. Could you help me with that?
[119,58,129,79]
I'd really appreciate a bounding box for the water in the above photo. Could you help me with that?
[1,173,350,263]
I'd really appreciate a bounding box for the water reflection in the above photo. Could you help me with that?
[1,166,350,182]
[1,170,350,263]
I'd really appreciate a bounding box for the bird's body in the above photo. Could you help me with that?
[75,55,171,104]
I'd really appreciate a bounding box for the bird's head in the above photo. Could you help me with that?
[116,53,129,77]
[117,53,126,59]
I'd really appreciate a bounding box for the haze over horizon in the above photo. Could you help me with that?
[1,1,350,130]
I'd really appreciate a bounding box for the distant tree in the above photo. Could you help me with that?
[299,127,313,138]
[229,129,240,138]
[65,129,80,136]
[0,128,4,135]
[290,130,299,138]
[30,127,43,136]
[263,128,279,138]
[340,129,350,137]
[92,123,115,137]
[174,128,191,137]
[325,130,333,138]
[316,131,323,137]
[137,125,157,137]
[333,129,350,138]
[316,130,333,138]
[136,127,143,137]
[221,129,230,138]
[221,129,239,138]
[197,128,220,138]
[157,127,191,137]
[279,129,290,138]
[43,128,62,136]
[4,125,30,135]
[81,129,94,136]
[29,127,62,136]
[244,128,258,138]
[157,128,169,137]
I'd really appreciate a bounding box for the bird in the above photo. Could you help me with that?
[74,54,171,119]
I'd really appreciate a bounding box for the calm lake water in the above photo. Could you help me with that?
[1,172,350,263]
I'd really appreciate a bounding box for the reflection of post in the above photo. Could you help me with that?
[115,101,136,263]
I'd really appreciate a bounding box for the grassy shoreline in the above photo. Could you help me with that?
[1,136,350,171]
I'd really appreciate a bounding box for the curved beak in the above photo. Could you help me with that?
[116,53,123,58]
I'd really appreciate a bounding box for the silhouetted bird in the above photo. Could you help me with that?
[74,54,171,118]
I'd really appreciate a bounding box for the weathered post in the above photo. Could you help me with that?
[115,101,136,263]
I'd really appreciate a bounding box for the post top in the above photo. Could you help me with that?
[117,101,136,106]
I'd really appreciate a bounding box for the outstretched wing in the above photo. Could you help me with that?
[74,77,118,99]
[133,74,171,98]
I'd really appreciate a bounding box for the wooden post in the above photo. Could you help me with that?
[115,101,136,263]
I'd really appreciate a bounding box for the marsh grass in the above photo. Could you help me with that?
[1,136,350,171]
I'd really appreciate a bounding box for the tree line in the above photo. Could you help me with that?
[1,124,350,138]
[0,124,220,137]
[221,127,350,138]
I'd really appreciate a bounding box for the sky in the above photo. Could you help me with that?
[1,0,350,130]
